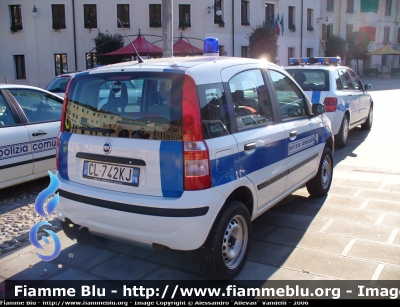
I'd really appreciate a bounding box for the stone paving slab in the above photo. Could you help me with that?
[346,241,400,266]
[282,249,379,280]
[323,219,394,243]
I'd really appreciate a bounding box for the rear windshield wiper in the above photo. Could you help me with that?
[73,126,115,134]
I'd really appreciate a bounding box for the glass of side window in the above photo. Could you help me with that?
[269,70,306,119]
[228,69,274,129]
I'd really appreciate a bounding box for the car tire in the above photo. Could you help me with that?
[306,147,333,197]
[61,219,100,244]
[196,200,251,280]
[335,115,349,148]
[361,106,373,130]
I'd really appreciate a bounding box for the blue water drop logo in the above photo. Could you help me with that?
[29,171,62,261]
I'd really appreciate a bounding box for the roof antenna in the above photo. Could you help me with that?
[117,18,144,63]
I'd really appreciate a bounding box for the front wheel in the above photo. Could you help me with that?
[335,116,349,148]
[196,200,251,280]
[361,106,373,130]
[306,147,333,197]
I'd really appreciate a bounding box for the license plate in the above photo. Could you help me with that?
[83,161,140,186]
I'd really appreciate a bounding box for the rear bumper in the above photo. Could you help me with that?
[325,111,344,136]
[56,174,225,250]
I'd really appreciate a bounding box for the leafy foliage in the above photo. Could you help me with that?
[93,31,125,65]
[247,24,279,63]
[325,35,346,59]
[346,31,370,63]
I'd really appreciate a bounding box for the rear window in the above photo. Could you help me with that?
[286,69,330,91]
[46,77,71,93]
[64,72,183,140]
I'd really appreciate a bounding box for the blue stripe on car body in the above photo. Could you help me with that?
[160,141,184,198]
[311,91,321,104]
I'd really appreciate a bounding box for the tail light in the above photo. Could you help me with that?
[57,78,73,170]
[323,97,338,112]
[182,75,211,190]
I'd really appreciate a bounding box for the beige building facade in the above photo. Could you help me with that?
[1,0,399,88]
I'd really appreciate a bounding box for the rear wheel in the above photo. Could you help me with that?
[306,147,333,197]
[335,116,349,148]
[196,200,251,280]
[361,106,373,130]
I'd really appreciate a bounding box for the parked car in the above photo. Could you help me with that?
[285,57,373,148]
[0,84,64,189]
[55,38,334,280]
[45,72,78,98]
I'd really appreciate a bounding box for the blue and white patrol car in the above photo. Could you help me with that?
[56,38,334,280]
[285,57,373,148]
[0,84,63,189]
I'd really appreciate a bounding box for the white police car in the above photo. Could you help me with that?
[56,38,334,280]
[285,57,373,148]
[0,84,63,189]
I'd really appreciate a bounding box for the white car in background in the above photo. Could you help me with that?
[0,84,63,189]
[285,57,373,148]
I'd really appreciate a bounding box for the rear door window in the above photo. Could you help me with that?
[228,69,274,129]
[65,72,183,140]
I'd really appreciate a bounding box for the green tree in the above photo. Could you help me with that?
[93,31,125,65]
[247,24,279,63]
[325,35,346,60]
[346,31,370,71]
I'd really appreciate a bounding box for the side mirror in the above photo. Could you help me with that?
[312,103,325,116]
[364,84,372,91]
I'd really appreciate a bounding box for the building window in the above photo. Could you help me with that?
[346,24,353,41]
[288,47,295,65]
[385,0,392,16]
[307,9,314,30]
[149,4,162,27]
[383,26,390,43]
[213,0,223,24]
[117,4,130,28]
[326,0,334,12]
[52,5,66,30]
[306,48,313,57]
[288,6,295,31]
[398,28,400,44]
[54,54,68,76]
[241,46,249,58]
[346,0,354,13]
[86,53,97,69]
[265,3,275,25]
[84,4,97,29]
[241,0,250,26]
[322,24,334,40]
[9,5,23,31]
[178,5,191,29]
[14,55,26,79]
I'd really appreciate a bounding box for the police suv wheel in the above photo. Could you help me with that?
[335,116,349,148]
[196,200,251,280]
[361,106,373,130]
[306,147,333,197]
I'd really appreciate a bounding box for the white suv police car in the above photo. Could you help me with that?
[285,57,373,148]
[56,38,334,280]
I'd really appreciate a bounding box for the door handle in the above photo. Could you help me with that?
[32,131,47,136]
[244,143,256,151]
[348,94,353,97]
[290,131,297,138]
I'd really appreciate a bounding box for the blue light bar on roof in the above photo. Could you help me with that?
[289,57,341,65]
[204,37,219,56]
